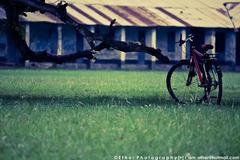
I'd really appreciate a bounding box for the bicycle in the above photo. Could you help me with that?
[166,34,223,105]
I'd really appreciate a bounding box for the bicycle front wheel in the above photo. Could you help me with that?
[166,60,204,104]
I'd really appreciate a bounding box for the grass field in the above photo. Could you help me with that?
[0,69,240,160]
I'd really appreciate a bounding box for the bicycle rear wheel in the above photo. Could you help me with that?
[204,60,222,105]
[166,60,222,104]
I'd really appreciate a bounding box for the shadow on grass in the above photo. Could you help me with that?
[0,94,239,108]
[0,94,174,107]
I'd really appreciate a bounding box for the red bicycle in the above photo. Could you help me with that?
[166,34,223,105]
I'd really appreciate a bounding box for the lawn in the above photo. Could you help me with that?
[0,69,240,160]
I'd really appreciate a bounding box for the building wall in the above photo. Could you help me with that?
[1,21,239,69]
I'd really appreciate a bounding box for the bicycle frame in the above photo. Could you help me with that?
[187,44,214,88]
[178,34,215,87]
[191,48,205,84]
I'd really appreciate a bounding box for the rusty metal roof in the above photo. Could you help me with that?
[0,0,239,28]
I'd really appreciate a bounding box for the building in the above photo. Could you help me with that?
[0,0,240,69]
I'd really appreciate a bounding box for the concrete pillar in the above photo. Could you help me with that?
[145,28,157,62]
[205,29,216,54]
[83,26,95,50]
[176,29,187,60]
[225,31,236,64]
[115,28,126,62]
[57,25,63,55]
[25,23,30,46]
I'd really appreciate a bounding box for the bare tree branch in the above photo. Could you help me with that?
[0,0,170,64]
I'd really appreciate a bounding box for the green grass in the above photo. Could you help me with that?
[0,69,240,159]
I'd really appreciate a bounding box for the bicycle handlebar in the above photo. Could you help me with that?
[177,34,194,46]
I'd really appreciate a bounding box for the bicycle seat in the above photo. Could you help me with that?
[201,44,214,52]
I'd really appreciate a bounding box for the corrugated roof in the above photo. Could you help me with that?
[0,0,239,28]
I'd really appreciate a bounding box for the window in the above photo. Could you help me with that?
[215,32,225,53]
[167,31,176,52]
